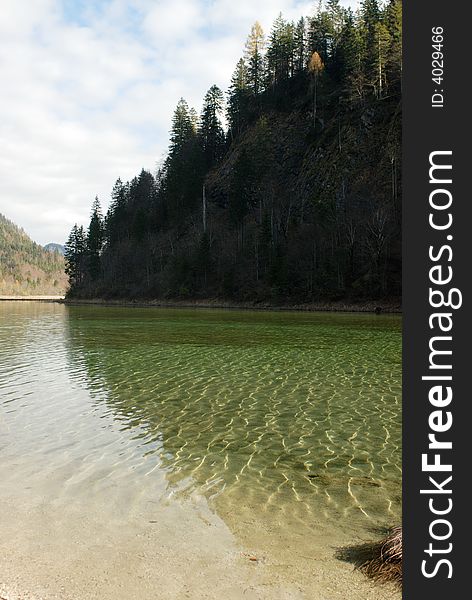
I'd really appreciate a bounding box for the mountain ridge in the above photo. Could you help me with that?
[0,213,68,295]
[44,243,65,255]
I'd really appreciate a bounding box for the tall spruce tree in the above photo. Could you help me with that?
[245,22,266,96]
[105,178,127,246]
[294,17,307,72]
[266,13,291,86]
[87,197,103,280]
[361,0,382,94]
[308,1,333,63]
[199,85,225,171]
[227,58,250,139]
[169,98,195,159]
[165,98,201,218]
[385,0,402,91]
[64,224,87,290]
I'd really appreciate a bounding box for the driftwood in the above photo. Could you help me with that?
[336,526,402,585]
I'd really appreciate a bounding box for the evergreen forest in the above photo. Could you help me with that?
[65,0,402,305]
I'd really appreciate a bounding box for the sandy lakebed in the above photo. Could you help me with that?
[0,301,401,599]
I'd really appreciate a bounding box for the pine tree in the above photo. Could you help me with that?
[105,178,127,246]
[227,58,250,139]
[129,170,156,241]
[189,107,199,131]
[266,13,292,86]
[360,0,382,94]
[294,17,307,72]
[326,0,344,43]
[87,197,104,279]
[169,98,195,160]
[327,1,352,80]
[385,0,402,92]
[308,1,333,64]
[165,98,202,218]
[245,22,266,96]
[336,9,364,98]
[64,224,87,290]
[199,85,225,171]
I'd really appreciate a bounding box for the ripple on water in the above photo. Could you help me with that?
[0,302,401,574]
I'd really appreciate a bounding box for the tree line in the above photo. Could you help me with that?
[65,0,402,303]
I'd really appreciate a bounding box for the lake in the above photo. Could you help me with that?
[0,301,401,600]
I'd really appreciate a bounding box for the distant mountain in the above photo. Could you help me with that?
[44,243,65,255]
[0,213,67,295]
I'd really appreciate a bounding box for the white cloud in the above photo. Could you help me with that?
[0,0,357,245]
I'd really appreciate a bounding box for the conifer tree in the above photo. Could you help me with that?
[308,1,333,63]
[294,17,307,72]
[336,9,364,97]
[199,85,225,171]
[245,22,266,96]
[165,98,201,217]
[326,0,344,44]
[169,98,195,160]
[308,51,324,127]
[105,178,128,246]
[64,224,87,290]
[87,197,104,279]
[361,0,382,93]
[385,0,402,91]
[266,13,292,86]
[227,58,250,139]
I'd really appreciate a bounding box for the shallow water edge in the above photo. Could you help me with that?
[0,302,401,599]
[62,297,402,313]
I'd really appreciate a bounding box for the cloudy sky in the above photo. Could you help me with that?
[0,0,358,246]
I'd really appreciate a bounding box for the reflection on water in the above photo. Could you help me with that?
[0,301,401,584]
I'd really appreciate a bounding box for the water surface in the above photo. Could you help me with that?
[0,302,401,599]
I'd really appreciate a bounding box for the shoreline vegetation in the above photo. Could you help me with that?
[60,296,401,313]
[0,294,401,313]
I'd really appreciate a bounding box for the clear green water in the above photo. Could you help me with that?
[0,301,401,581]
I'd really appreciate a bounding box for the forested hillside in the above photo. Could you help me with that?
[65,0,402,304]
[0,214,67,295]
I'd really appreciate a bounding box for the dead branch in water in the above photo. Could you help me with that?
[336,526,402,585]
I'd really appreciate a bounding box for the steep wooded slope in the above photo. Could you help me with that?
[0,214,67,295]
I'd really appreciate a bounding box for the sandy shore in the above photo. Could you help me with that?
[0,296,65,301]
[0,493,400,600]
[0,296,401,599]
[62,297,401,313]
